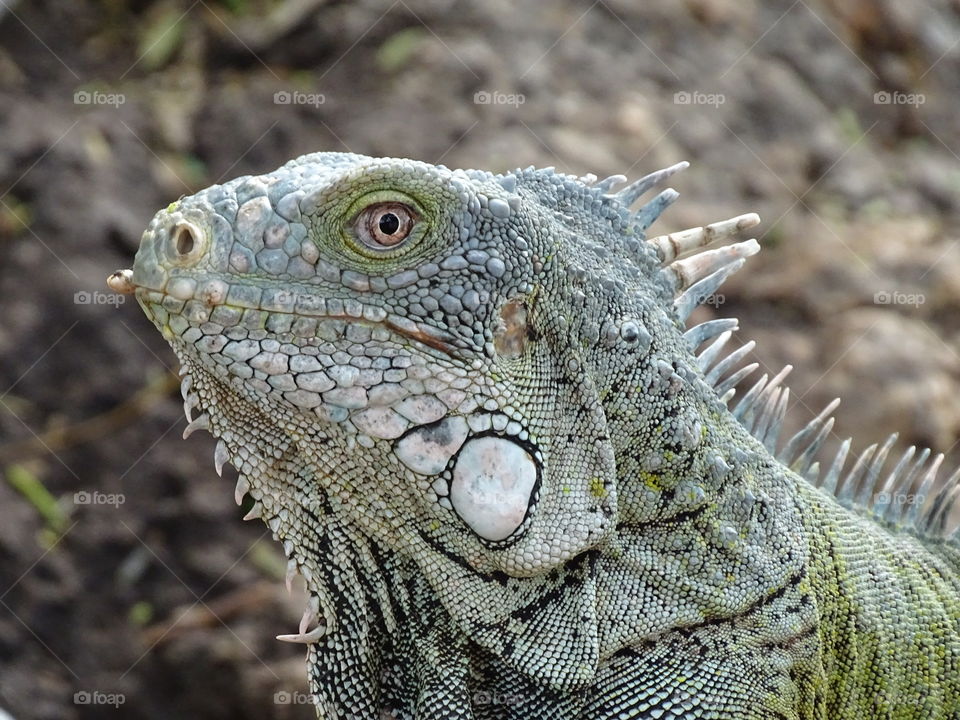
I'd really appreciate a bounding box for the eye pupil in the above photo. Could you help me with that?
[355,201,417,251]
[378,212,400,235]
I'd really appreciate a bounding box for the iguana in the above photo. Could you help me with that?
[108,152,960,719]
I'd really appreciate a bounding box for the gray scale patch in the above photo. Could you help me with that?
[323,386,369,409]
[393,416,469,475]
[297,372,335,393]
[224,340,260,362]
[257,248,289,275]
[263,222,289,249]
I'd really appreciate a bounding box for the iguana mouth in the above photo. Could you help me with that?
[130,277,464,358]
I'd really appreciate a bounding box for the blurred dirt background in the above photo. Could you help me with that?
[1,0,960,718]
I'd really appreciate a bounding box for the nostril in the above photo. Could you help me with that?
[173,225,196,257]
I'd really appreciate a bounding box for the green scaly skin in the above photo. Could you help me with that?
[115,152,960,718]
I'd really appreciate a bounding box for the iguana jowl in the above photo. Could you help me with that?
[109,152,960,718]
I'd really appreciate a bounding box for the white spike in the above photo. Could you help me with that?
[684,318,739,351]
[706,340,756,387]
[779,398,841,467]
[933,484,960,536]
[792,417,835,478]
[696,331,734,373]
[611,161,689,206]
[234,475,249,505]
[749,386,779,440]
[884,448,931,523]
[285,558,298,594]
[907,454,945,528]
[675,260,747,323]
[300,563,314,585]
[107,268,135,294]
[177,365,189,377]
[214,440,229,477]
[874,446,916,516]
[666,239,760,293]
[732,373,768,421]
[595,174,627,192]
[182,414,209,439]
[635,188,679,231]
[763,387,790,451]
[180,374,192,400]
[183,394,199,423]
[924,479,959,535]
[821,438,852,495]
[299,604,318,635]
[714,362,759,398]
[928,467,960,535]
[649,213,761,263]
[747,366,793,431]
[837,444,878,506]
[276,624,326,644]
[856,433,897,508]
[243,502,262,521]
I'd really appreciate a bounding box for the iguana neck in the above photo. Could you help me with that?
[587,330,810,622]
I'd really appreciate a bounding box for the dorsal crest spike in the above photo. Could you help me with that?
[634,188,681,232]
[886,448,931,523]
[683,318,739,351]
[821,439,852,496]
[695,330,735,372]
[874,445,917,518]
[714,361,758,399]
[780,398,841,469]
[681,276,960,543]
[595,174,627,193]
[608,161,689,207]
[673,259,746,324]
[856,433,898,508]
[791,417,835,478]
[665,239,760,294]
[907,454,945,527]
[649,213,761,263]
[706,340,755,389]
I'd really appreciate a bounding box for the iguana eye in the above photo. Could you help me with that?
[355,202,417,250]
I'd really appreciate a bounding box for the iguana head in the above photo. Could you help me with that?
[111,151,764,686]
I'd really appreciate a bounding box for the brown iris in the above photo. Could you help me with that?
[354,202,417,250]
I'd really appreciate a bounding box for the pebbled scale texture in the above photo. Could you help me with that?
[114,152,960,719]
